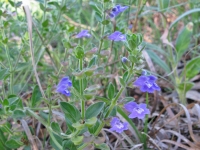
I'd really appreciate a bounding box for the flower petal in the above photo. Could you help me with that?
[124,101,138,113]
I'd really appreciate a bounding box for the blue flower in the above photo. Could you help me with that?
[124,102,150,119]
[134,75,160,93]
[109,5,129,18]
[108,31,126,41]
[76,30,91,38]
[121,57,129,63]
[56,77,72,96]
[110,117,128,133]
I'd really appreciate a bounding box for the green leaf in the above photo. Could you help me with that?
[60,102,81,131]
[12,109,25,119]
[95,96,110,104]
[85,102,105,119]
[72,122,85,130]
[119,77,125,87]
[95,11,102,22]
[16,62,30,71]
[5,139,22,149]
[62,140,77,150]
[106,83,115,99]
[175,22,193,61]
[8,96,23,109]
[51,122,61,133]
[71,136,83,145]
[123,97,135,102]
[89,1,102,15]
[74,46,84,59]
[42,19,49,27]
[0,129,8,150]
[88,55,98,67]
[158,0,170,12]
[122,71,129,82]
[170,8,200,29]
[101,20,110,25]
[39,3,45,11]
[31,85,42,108]
[128,55,137,63]
[0,69,9,80]
[95,143,110,150]
[85,117,97,127]
[48,1,60,8]
[177,82,194,93]
[88,119,101,134]
[8,0,15,7]
[60,102,81,121]
[146,50,171,73]
[183,56,200,80]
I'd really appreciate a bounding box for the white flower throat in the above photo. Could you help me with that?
[116,122,124,129]
[144,81,153,88]
[134,107,144,114]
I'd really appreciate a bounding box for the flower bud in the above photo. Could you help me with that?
[121,57,129,63]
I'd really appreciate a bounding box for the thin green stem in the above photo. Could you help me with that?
[49,131,62,149]
[105,68,133,118]
[105,87,124,118]
[25,105,60,110]
[143,92,149,149]
[94,121,105,136]
[43,0,47,21]
[79,58,85,119]
[48,102,52,126]
[97,1,106,56]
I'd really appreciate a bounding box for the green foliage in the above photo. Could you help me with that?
[106,83,115,99]
[60,102,81,131]
[0,0,199,149]
[85,102,105,119]
[175,22,193,61]
[31,85,42,107]
[183,56,200,80]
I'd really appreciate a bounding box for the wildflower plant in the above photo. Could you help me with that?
[124,102,150,119]
[110,117,128,133]
[3,0,198,150]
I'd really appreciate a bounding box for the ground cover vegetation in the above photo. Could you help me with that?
[0,0,200,149]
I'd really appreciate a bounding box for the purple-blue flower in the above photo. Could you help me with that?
[108,31,126,41]
[56,77,72,97]
[121,57,129,63]
[124,102,150,119]
[76,30,91,38]
[110,117,128,133]
[109,5,129,18]
[134,75,160,93]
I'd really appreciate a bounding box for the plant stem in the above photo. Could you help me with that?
[25,105,60,110]
[97,1,106,56]
[79,58,85,119]
[143,92,149,149]
[105,68,133,118]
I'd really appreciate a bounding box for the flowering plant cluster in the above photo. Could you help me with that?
[0,1,165,150]
[56,77,72,97]
[109,5,129,18]
[54,2,161,144]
